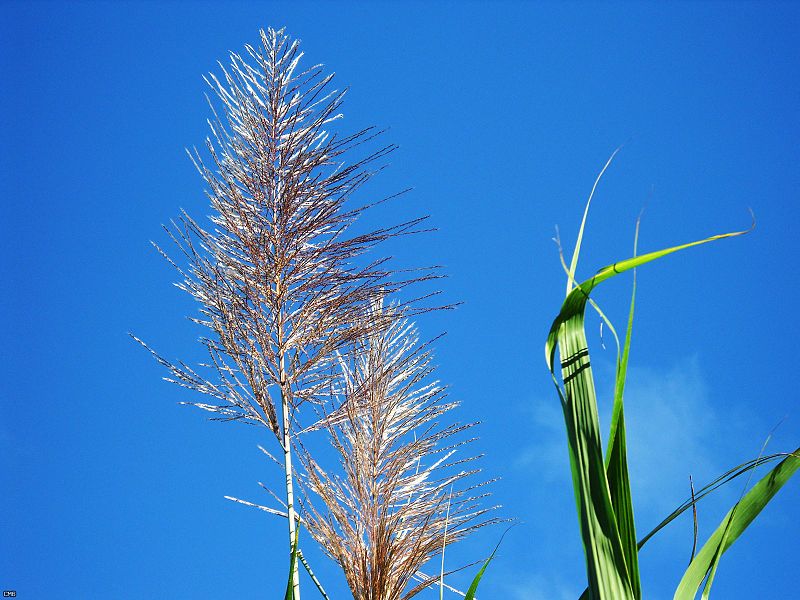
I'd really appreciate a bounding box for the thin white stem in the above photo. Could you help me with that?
[413,571,471,598]
[281,363,301,599]
[440,487,452,600]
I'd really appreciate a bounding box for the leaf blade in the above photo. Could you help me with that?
[546,220,751,599]
[604,218,642,598]
[464,528,511,600]
[674,448,800,600]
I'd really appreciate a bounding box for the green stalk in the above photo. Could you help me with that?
[285,527,300,600]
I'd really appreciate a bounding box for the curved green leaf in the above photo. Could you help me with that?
[547,221,751,600]
[674,448,800,599]
[463,556,492,600]
[604,218,642,599]
[464,528,510,600]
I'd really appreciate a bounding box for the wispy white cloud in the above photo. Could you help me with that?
[513,397,570,481]
[519,355,739,512]
[622,356,723,517]
[502,572,580,600]
[516,356,726,500]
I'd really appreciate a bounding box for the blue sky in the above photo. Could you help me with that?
[2,1,799,598]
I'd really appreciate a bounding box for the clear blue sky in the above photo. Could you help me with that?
[2,2,799,598]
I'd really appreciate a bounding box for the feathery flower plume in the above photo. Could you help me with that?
[296,301,499,600]
[134,28,438,598]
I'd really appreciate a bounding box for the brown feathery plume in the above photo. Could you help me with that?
[296,300,499,600]
[133,28,439,598]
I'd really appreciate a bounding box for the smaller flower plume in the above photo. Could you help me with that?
[296,301,499,600]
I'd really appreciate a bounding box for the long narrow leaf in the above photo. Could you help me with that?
[604,217,642,599]
[577,450,785,599]
[698,424,788,598]
[674,448,800,599]
[700,432,774,598]
[547,290,633,598]
[464,528,511,600]
[638,452,788,549]
[546,222,752,369]
[566,147,621,295]
[547,221,751,600]
[550,311,634,599]
[463,557,492,600]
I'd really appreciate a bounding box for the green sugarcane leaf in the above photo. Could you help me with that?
[463,556,492,600]
[604,218,642,599]
[547,221,751,600]
[549,300,634,599]
[546,221,753,370]
[581,451,790,600]
[674,448,800,600]
[637,453,787,550]
[464,528,511,600]
[566,147,621,296]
